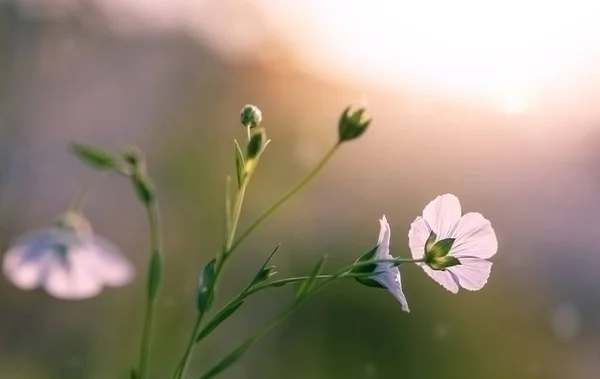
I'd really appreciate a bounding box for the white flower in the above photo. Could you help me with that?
[2,213,134,300]
[369,215,410,312]
[408,194,498,293]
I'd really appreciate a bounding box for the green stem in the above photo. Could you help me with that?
[137,201,164,379]
[173,312,204,379]
[173,169,254,379]
[175,142,341,379]
[69,172,107,212]
[195,257,422,344]
[228,142,340,255]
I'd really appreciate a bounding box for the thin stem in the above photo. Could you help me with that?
[174,169,253,379]
[69,172,107,211]
[172,312,204,379]
[195,257,423,343]
[175,142,341,379]
[137,201,164,379]
[228,142,340,255]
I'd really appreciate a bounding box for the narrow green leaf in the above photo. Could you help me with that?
[200,338,255,379]
[70,142,117,170]
[147,253,163,300]
[428,256,462,270]
[234,140,245,188]
[197,259,217,312]
[295,256,327,301]
[196,301,244,343]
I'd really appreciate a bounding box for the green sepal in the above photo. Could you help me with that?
[426,238,455,260]
[351,246,386,289]
[197,259,217,312]
[427,256,462,270]
[147,253,163,300]
[70,142,117,170]
[338,106,371,143]
[234,140,246,188]
[295,256,327,301]
[424,230,437,254]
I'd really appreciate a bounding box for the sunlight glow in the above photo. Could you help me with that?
[261,0,600,113]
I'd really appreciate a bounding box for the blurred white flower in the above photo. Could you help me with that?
[369,216,410,312]
[2,212,134,300]
[408,194,498,293]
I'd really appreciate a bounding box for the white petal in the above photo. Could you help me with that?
[419,264,460,293]
[408,217,430,260]
[43,248,103,300]
[375,215,391,260]
[373,268,410,312]
[448,258,492,291]
[450,212,498,260]
[87,237,135,287]
[2,245,54,290]
[422,194,462,239]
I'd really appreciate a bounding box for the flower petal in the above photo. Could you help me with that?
[44,248,103,300]
[422,194,462,239]
[408,217,431,260]
[375,215,392,260]
[2,245,54,290]
[87,237,135,287]
[373,268,410,312]
[419,264,460,293]
[450,212,498,260]
[448,258,492,291]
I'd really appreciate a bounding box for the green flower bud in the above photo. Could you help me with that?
[338,106,371,143]
[240,104,262,128]
[246,127,267,160]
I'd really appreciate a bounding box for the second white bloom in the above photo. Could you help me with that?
[408,194,498,293]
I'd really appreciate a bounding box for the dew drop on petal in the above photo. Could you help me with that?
[551,302,580,340]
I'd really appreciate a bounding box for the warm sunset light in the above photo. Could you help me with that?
[260,0,600,113]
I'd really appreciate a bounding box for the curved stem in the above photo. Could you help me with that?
[228,142,340,254]
[69,172,107,212]
[137,201,164,379]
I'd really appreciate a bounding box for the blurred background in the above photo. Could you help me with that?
[0,1,599,378]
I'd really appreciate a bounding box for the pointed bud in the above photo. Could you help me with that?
[246,128,267,160]
[71,142,118,171]
[338,106,371,143]
[240,104,262,128]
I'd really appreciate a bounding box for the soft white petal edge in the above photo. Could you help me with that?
[408,217,430,260]
[422,194,462,239]
[451,212,498,260]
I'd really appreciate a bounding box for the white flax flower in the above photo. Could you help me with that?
[2,212,134,300]
[408,194,498,293]
[358,216,409,312]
